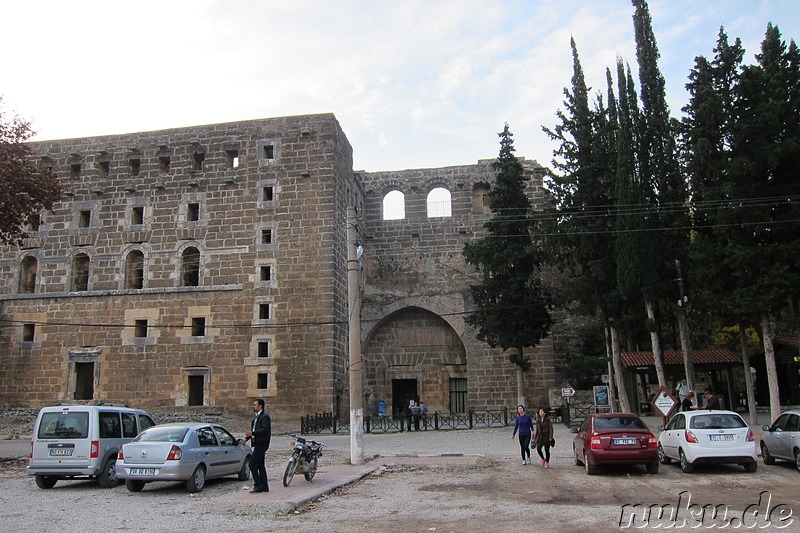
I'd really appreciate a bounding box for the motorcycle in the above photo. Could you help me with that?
[282,434,324,487]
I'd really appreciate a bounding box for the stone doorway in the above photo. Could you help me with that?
[392,378,418,417]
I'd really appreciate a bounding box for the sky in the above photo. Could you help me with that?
[1,1,798,172]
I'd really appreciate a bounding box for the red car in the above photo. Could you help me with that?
[571,413,659,475]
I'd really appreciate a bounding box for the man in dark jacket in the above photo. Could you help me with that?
[245,398,271,492]
[704,390,721,410]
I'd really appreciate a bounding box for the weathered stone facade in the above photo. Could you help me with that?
[0,114,562,422]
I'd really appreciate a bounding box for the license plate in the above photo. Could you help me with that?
[709,434,734,442]
[613,438,637,445]
[49,448,73,456]
[129,468,157,475]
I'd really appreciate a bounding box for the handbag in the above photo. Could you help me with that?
[549,437,555,447]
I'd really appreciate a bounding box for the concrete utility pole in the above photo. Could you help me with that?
[346,207,364,465]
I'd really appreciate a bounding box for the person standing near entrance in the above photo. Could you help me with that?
[245,398,271,492]
[676,379,689,405]
[511,405,534,465]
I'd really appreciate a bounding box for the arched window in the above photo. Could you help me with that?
[181,247,200,287]
[125,250,145,290]
[72,253,90,292]
[382,190,405,220]
[19,256,37,293]
[426,187,452,218]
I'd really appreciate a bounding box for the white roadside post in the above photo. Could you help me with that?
[347,207,364,465]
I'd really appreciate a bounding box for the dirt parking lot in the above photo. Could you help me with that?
[1,425,798,532]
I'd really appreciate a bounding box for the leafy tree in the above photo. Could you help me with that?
[463,124,552,407]
[0,99,61,245]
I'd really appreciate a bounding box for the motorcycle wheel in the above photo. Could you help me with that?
[304,456,318,482]
[283,457,297,487]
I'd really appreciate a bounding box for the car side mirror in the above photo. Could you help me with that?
[658,425,665,431]
[761,425,771,432]
[570,428,578,434]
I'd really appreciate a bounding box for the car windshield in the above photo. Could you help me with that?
[593,417,646,430]
[690,414,746,430]
[135,426,190,443]
[38,412,89,439]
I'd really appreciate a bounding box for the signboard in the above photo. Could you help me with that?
[562,387,576,397]
[593,385,609,407]
[650,385,678,424]
[601,374,609,384]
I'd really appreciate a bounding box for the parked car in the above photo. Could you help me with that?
[571,413,659,475]
[759,409,800,471]
[27,403,156,489]
[116,422,251,493]
[657,410,757,473]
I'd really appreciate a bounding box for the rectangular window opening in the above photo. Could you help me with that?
[449,378,468,413]
[129,158,141,176]
[226,149,239,168]
[191,317,206,337]
[264,144,274,160]
[159,156,171,173]
[261,229,272,244]
[134,319,148,338]
[260,266,271,281]
[259,303,270,320]
[132,206,144,225]
[78,210,91,228]
[262,186,274,202]
[258,341,269,358]
[257,373,269,389]
[192,152,205,171]
[70,163,82,179]
[74,362,95,400]
[188,375,204,406]
[187,203,200,222]
[98,161,110,178]
[22,323,35,342]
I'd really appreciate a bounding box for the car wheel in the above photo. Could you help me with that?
[794,450,800,474]
[657,444,671,465]
[125,479,145,492]
[574,445,583,466]
[679,449,693,473]
[283,457,297,487]
[97,457,119,488]
[186,465,206,493]
[584,453,596,475]
[761,443,775,465]
[645,462,659,474]
[304,456,318,482]
[238,455,251,481]
[743,461,758,473]
[35,475,58,489]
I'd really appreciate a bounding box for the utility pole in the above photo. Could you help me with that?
[675,260,695,404]
[346,207,364,464]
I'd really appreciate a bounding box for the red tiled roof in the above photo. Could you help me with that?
[621,349,740,367]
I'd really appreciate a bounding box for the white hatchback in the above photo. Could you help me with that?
[657,410,757,473]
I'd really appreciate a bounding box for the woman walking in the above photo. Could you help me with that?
[511,405,534,465]
[534,407,554,468]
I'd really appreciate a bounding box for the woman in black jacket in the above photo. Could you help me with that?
[534,407,554,468]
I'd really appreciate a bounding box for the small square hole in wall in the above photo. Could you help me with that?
[259,303,270,320]
[22,323,35,342]
[191,317,206,337]
[257,373,269,389]
[98,161,110,178]
[261,229,272,244]
[263,144,274,160]
[78,210,91,228]
[192,152,205,171]
[262,186,274,202]
[159,156,171,173]
[260,265,272,281]
[129,158,141,176]
[70,163,82,179]
[187,203,200,222]
[226,149,239,168]
[258,341,269,357]
[134,319,148,338]
[132,206,144,225]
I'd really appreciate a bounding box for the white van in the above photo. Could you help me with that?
[27,403,156,488]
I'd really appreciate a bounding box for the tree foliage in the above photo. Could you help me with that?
[0,99,62,245]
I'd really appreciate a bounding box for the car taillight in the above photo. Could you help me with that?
[29,441,33,459]
[685,430,698,443]
[117,448,124,460]
[590,438,602,450]
[167,445,182,460]
[647,433,657,448]
[746,429,754,442]
[90,441,99,459]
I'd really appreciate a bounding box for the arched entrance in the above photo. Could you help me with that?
[363,306,467,417]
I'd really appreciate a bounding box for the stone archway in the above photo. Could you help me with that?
[363,306,467,417]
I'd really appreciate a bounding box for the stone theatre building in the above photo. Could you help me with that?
[0,113,560,422]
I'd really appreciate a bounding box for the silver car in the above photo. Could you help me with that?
[760,409,800,472]
[116,422,251,492]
